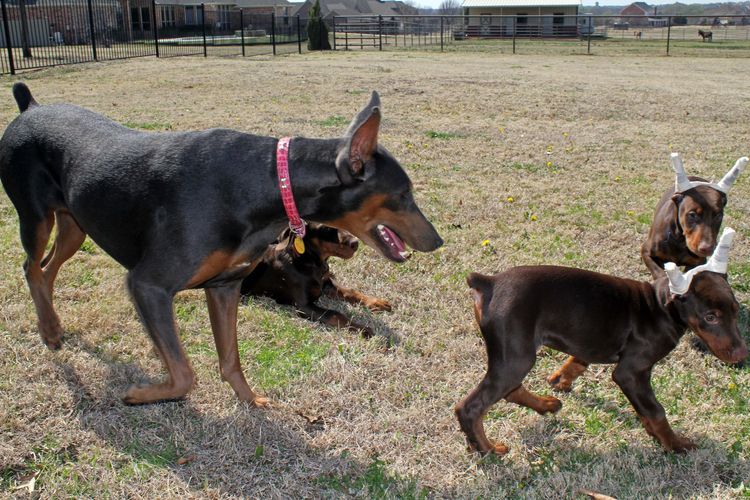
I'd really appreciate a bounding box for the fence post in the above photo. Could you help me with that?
[297,15,301,54]
[440,16,444,51]
[271,12,276,55]
[86,0,97,60]
[0,0,15,74]
[512,16,516,54]
[587,15,592,54]
[240,8,245,56]
[378,15,382,50]
[666,15,671,55]
[151,0,159,57]
[332,16,336,50]
[201,3,207,57]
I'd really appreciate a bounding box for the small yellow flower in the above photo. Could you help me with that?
[562,132,568,138]
[728,382,737,391]
[627,210,635,216]
[481,239,491,247]
[499,127,505,134]
[546,161,553,167]
[507,196,514,203]
[615,176,621,182]
[668,144,673,149]
[530,214,538,221]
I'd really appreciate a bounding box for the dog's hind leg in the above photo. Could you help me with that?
[547,356,589,392]
[206,283,269,407]
[298,303,374,338]
[122,275,195,404]
[18,208,64,349]
[42,210,86,295]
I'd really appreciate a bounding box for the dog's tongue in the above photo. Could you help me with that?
[378,224,406,255]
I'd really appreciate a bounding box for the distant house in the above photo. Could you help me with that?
[619,2,663,26]
[291,0,417,20]
[154,0,292,36]
[461,0,582,38]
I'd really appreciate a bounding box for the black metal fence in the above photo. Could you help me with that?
[332,14,750,56]
[0,0,311,74]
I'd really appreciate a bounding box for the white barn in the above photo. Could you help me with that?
[461,0,582,38]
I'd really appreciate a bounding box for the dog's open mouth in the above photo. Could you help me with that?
[374,224,409,262]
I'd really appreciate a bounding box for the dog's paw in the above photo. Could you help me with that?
[538,395,563,414]
[39,322,64,350]
[669,435,697,454]
[546,372,573,392]
[250,396,270,408]
[365,298,392,312]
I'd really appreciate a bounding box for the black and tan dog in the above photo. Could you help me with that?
[241,224,392,338]
[0,83,442,406]
[456,229,746,455]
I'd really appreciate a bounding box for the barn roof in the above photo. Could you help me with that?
[462,0,580,7]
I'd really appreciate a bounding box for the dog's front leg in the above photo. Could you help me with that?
[124,276,195,404]
[297,303,374,338]
[612,362,696,453]
[323,278,392,312]
[206,282,269,407]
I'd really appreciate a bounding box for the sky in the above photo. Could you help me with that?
[416,0,733,9]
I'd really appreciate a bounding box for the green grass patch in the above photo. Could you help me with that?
[318,115,349,127]
[239,305,330,390]
[121,121,173,131]
[317,458,428,499]
[425,130,461,140]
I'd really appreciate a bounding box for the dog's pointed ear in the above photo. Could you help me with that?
[671,193,684,234]
[336,92,381,184]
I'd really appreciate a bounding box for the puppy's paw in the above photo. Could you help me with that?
[538,395,563,414]
[546,372,573,392]
[669,435,697,454]
[365,298,392,312]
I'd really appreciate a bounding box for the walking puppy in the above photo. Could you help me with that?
[240,224,392,338]
[0,83,443,406]
[456,229,746,455]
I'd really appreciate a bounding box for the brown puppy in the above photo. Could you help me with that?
[641,154,746,279]
[456,230,746,455]
[240,224,392,338]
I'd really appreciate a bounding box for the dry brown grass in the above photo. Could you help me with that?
[1,52,749,498]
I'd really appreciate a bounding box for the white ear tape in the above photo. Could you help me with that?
[672,153,747,194]
[665,227,736,295]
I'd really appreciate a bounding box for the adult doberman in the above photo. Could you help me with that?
[456,229,746,455]
[0,83,443,406]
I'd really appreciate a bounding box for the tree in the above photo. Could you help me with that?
[439,0,461,16]
[307,0,331,51]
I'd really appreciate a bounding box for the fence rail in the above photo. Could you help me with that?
[1,9,749,73]
[0,0,311,74]
[332,14,750,56]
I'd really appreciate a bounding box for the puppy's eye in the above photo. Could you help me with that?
[704,313,718,324]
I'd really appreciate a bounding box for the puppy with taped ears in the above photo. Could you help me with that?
[456,228,747,455]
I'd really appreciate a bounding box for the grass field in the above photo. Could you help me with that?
[0,52,749,498]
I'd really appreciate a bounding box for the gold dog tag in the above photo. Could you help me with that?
[293,236,305,255]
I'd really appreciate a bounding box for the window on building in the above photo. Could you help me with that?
[217,5,232,29]
[553,12,564,24]
[185,5,204,26]
[160,5,175,28]
[131,6,151,33]
[517,13,528,25]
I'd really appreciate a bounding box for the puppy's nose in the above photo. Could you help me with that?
[349,240,359,251]
[698,242,715,255]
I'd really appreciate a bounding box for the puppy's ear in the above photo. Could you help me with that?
[336,92,381,184]
[671,193,684,234]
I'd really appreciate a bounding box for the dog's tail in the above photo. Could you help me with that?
[12,82,38,113]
